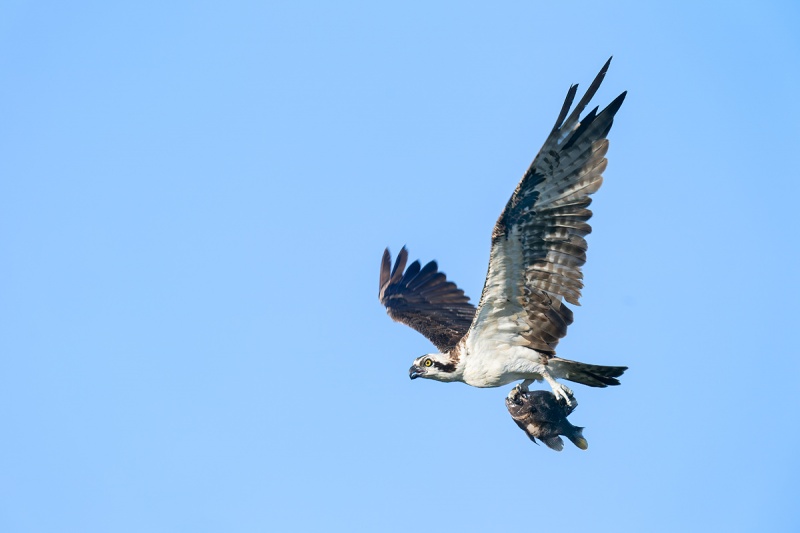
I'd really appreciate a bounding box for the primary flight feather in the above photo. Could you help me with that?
[379,58,627,428]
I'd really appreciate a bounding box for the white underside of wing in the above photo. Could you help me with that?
[462,227,548,387]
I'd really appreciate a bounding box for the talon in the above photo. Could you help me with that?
[507,384,528,404]
[551,383,574,406]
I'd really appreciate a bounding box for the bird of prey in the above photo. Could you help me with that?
[379,58,627,408]
[505,388,587,451]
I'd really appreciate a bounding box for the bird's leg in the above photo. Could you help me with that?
[541,370,574,406]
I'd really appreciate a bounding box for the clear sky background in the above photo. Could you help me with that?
[2,1,799,532]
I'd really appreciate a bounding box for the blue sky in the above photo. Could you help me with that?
[2,1,799,531]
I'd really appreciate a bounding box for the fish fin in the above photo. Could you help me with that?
[567,427,589,450]
[541,436,565,451]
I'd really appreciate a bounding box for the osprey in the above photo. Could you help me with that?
[379,58,627,408]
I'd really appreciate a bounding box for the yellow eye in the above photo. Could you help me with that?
[424,359,433,367]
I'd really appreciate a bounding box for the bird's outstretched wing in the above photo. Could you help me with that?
[379,247,476,353]
[471,58,626,354]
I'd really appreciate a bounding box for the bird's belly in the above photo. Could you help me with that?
[461,344,545,388]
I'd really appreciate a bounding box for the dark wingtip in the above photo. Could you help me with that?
[390,246,409,283]
[380,248,392,297]
[381,246,412,299]
[552,83,579,133]
[589,57,611,89]
[604,91,627,117]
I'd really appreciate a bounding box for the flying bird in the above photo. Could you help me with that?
[505,388,587,451]
[379,58,627,408]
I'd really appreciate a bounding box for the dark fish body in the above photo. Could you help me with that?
[505,389,588,451]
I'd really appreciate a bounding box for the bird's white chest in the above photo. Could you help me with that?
[458,239,549,387]
[460,330,545,388]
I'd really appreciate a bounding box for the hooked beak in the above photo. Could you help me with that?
[409,365,423,380]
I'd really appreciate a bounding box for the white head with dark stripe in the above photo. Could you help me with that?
[409,353,460,382]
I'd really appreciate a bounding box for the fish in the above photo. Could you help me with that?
[505,387,588,451]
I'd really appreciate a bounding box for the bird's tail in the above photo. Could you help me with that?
[549,357,627,387]
[567,426,588,450]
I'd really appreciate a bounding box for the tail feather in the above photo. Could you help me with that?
[549,357,627,388]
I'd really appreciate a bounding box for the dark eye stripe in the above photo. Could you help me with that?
[432,361,456,372]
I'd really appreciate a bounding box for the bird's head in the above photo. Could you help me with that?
[409,353,459,382]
